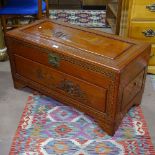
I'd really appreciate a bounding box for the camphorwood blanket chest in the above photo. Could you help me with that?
[6,19,151,135]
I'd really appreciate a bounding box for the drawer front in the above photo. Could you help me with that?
[148,44,155,66]
[132,0,155,20]
[129,21,155,43]
[122,70,144,109]
[14,55,108,112]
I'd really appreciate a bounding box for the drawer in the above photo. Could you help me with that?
[122,70,144,109]
[148,45,155,66]
[129,21,155,43]
[132,0,155,20]
[14,55,108,112]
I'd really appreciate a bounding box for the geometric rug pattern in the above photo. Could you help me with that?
[10,95,155,154]
[49,10,106,28]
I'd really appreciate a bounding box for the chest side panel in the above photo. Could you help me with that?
[115,46,151,130]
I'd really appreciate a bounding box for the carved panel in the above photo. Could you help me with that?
[57,79,88,102]
[35,68,88,103]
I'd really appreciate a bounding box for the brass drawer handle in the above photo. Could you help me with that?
[142,29,155,37]
[48,53,60,67]
[146,4,155,12]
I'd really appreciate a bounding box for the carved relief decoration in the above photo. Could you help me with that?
[35,68,88,103]
[57,79,88,102]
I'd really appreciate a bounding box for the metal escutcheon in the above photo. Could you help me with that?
[142,29,155,37]
[146,4,155,12]
[48,53,60,67]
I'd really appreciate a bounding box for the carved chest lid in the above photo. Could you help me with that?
[6,19,150,70]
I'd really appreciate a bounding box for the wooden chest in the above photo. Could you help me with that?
[6,19,151,136]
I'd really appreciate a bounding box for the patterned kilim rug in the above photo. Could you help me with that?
[10,95,155,154]
[49,10,106,28]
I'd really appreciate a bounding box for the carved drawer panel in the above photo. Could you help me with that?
[121,70,144,109]
[14,55,108,112]
[129,21,155,43]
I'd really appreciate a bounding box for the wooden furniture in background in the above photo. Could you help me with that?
[119,0,155,74]
[48,0,106,9]
[0,0,49,33]
[6,19,151,135]
[106,0,122,35]
[48,0,82,9]
[82,0,106,6]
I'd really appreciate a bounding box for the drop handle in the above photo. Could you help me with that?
[142,29,155,37]
[48,53,60,67]
[146,4,155,12]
